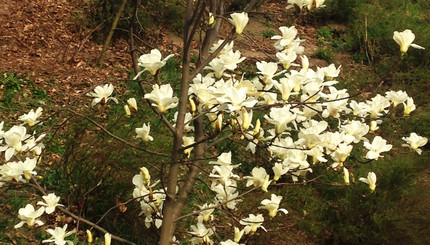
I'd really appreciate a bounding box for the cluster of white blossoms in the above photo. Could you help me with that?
[14,193,73,244]
[126,21,427,243]
[0,110,78,244]
[132,167,165,229]
[11,8,424,244]
[286,0,326,11]
[0,109,45,183]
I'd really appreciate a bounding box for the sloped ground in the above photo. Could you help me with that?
[0,0,130,105]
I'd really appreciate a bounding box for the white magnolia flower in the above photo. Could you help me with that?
[331,143,353,164]
[14,204,45,228]
[22,133,46,156]
[264,106,296,134]
[359,172,377,192]
[363,136,392,160]
[0,160,25,182]
[219,50,246,71]
[366,94,390,119]
[216,86,257,112]
[136,49,174,76]
[0,158,36,183]
[86,84,118,107]
[37,193,65,214]
[20,157,38,181]
[133,167,151,188]
[256,61,279,85]
[393,29,425,54]
[135,123,153,142]
[276,51,298,69]
[205,58,226,79]
[349,100,369,117]
[272,163,289,181]
[198,203,215,222]
[259,194,288,218]
[209,151,241,168]
[403,97,416,115]
[320,64,341,80]
[210,165,239,185]
[245,167,270,189]
[369,120,380,133]
[385,90,408,107]
[402,132,428,155]
[341,120,369,143]
[19,107,43,126]
[42,224,75,245]
[321,87,349,118]
[189,221,215,245]
[144,84,179,113]
[229,12,249,35]
[209,40,234,56]
[183,136,195,158]
[211,180,241,210]
[272,78,295,102]
[272,26,298,50]
[0,125,27,161]
[127,98,138,111]
[240,214,265,234]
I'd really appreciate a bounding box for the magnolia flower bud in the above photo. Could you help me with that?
[208,12,215,25]
[370,121,379,132]
[140,167,151,186]
[189,97,197,114]
[343,167,350,185]
[234,227,245,243]
[241,108,250,130]
[104,233,111,245]
[127,98,138,112]
[253,119,261,136]
[86,230,93,243]
[216,113,223,132]
[124,105,131,117]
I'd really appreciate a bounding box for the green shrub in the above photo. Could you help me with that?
[314,47,335,62]
[261,30,276,39]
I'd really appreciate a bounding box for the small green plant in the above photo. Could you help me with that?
[0,72,23,105]
[315,47,335,62]
[262,21,273,28]
[316,26,334,41]
[261,30,276,39]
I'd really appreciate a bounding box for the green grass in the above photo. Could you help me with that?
[0,72,50,115]
[261,30,276,39]
[314,47,335,62]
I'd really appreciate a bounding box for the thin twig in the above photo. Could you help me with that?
[67,109,169,160]
[29,176,136,245]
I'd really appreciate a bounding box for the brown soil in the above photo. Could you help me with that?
[0,0,131,104]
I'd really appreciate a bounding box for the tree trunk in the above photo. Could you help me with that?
[98,0,128,67]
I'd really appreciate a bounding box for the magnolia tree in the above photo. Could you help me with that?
[0,0,428,244]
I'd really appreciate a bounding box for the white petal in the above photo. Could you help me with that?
[411,43,425,50]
